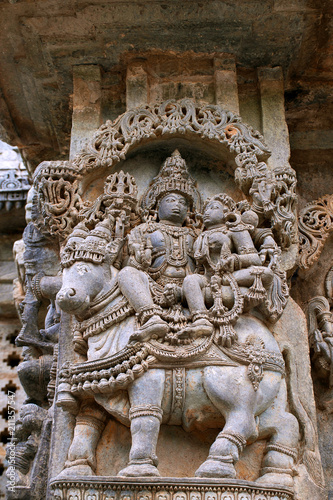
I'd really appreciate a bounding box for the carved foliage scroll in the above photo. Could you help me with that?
[298,195,333,269]
[33,162,83,238]
[33,99,297,249]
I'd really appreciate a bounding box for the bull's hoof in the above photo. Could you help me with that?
[117,463,160,477]
[195,458,236,478]
[256,472,294,488]
[56,464,95,478]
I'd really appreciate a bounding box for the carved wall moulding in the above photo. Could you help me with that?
[298,194,333,269]
[49,477,294,500]
[0,168,30,211]
[32,99,297,248]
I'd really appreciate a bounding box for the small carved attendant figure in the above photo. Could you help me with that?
[118,150,204,342]
[182,194,278,345]
[6,404,47,489]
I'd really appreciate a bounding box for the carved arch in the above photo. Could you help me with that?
[33,99,296,247]
[71,99,270,175]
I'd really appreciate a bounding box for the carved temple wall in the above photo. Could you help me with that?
[0,48,332,500]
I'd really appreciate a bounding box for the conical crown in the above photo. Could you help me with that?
[141,150,201,212]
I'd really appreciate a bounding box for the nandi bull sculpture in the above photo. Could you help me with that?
[55,151,299,487]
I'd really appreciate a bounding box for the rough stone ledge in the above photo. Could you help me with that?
[49,477,294,500]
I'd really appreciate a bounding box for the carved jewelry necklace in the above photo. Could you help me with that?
[148,221,191,268]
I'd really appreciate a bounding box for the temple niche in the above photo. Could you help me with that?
[7,91,327,500]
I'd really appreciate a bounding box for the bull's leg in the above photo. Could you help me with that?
[195,366,258,478]
[195,410,257,478]
[57,400,108,478]
[118,369,165,477]
[256,380,299,487]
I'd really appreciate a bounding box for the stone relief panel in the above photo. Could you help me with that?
[33,99,297,250]
[12,100,324,500]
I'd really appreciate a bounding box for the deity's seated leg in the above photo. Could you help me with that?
[118,267,169,341]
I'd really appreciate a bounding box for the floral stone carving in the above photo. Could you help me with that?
[298,194,333,269]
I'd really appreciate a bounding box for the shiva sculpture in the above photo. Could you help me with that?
[13,100,325,500]
[55,150,298,487]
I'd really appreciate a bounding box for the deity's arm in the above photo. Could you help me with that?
[229,228,262,270]
[193,233,207,264]
[253,228,280,267]
[126,224,153,270]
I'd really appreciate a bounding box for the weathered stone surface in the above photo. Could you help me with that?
[0,2,331,496]
[0,0,331,175]
[18,111,319,499]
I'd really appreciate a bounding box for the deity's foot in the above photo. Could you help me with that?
[130,315,169,342]
[56,464,95,478]
[118,463,161,477]
[195,458,236,478]
[181,318,214,339]
[256,472,294,488]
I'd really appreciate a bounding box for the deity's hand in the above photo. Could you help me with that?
[114,215,126,238]
[163,283,182,306]
[259,247,278,268]
[313,329,333,364]
[141,237,153,269]
[218,256,235,274]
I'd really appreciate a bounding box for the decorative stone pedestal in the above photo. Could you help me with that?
[49,478,294,500]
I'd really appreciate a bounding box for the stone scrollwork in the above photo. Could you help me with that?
[33,161,83,238]
[32,100,297,249]
[298,194,333,269]
[71,100,270,173]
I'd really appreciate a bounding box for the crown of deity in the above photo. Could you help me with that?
[141,150,201,212]
[103,170,138,214]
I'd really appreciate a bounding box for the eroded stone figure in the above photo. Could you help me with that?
[55,150,299,487]
[6,404,47,489]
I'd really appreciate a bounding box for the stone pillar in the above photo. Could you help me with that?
[126,61,148,110]
[257,66,290,170]
[70,65,102,160]
[214,54,239,115]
